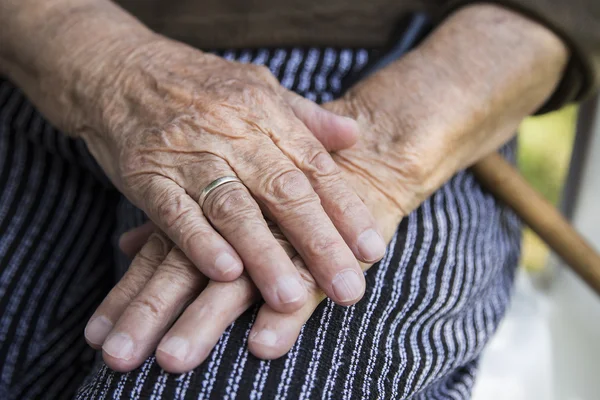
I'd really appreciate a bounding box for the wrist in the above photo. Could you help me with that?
[0,0,154,133]
[345,3,568,187]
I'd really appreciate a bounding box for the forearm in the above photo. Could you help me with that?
[345,4,568,197]
[0,0,153,132]
[446,0,600,105]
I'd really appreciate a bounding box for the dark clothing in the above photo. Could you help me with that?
[0,47,520,400]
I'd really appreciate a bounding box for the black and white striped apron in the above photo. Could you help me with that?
[0,47,521,400]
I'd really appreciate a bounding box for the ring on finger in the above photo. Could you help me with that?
[198,176,244,210]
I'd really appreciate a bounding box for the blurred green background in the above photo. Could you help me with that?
[518,105,577,270]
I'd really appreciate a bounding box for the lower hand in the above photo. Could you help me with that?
[86,94,406,372]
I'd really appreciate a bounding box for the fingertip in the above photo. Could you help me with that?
[267,296,307,314]
[187,241,243,282]
[102,332,140,373]
[247,328,292,360]
[155,351,189,374]
[156,336,204,374]
[329,268,365,306]
[265,276,308,314]
[102,352,137,373]
[200,262,243,282]
[320,108,360,150]
[336,115,360,143]
[212,252,244,281]
[356,228,387,263]
[118,232,138,258]
[84,315,113,348]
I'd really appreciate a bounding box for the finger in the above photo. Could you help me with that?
[156,215,294,372]
[119,221,156,258]
[194,157,307,313]
[295,137,387,264]
[233,139,365,306]
[156,276,259,373]
[140,175,243,281]
[84,232,172,349]
[266,102,386,290]
[308,97,388,264]
[248,255,326,359]
[102,247,209,372]
[282,90,359,151]
[274,108,387,265]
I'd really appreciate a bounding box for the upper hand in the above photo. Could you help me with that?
[86,93,405,372]
[72,34,387,313]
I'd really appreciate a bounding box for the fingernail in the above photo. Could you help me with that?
[357,229,386,262]
[215,252,241,275]
[275,276,306,304]
[103,333,134,361]
[85,316,113,345]
[332,269,364,303]
[158,336,189,362]
[249,329,278,347]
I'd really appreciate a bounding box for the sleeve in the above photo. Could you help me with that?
[443,0,600,112]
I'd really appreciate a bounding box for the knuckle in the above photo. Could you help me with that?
[111,280,143,303]
[204,186,257,223]
[156,259,204,291]
[178,225,210,255]
[132,237,170,270]
[267,169,317,206]
[303,233,342,260]
[195,302,219,322]
[139,232,172,260]
[120,262,158,295]
[306,150,339,178]
[128,292,171,321]
[134,250,165,269]
[156,190,195,231]
[331,194,362,222]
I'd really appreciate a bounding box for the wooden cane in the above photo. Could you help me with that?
[471,152,600,295]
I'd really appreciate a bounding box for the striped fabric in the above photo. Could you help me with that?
[0,47,521,400]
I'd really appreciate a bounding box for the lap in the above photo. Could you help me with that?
[0,47,521,399]
[77,156,520,399]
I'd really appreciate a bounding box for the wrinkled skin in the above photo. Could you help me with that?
[86,3,569,373]
[0,0,568,375]
[2,1,387,315]
[75,36,390,314]
[91,93,407,372]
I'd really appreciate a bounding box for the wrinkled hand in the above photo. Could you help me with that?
[70,34,389,315]
[85,93,406,372]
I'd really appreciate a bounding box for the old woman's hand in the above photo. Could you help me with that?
[98,109,405,372]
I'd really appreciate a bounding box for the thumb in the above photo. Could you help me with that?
[282,91,359,152]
